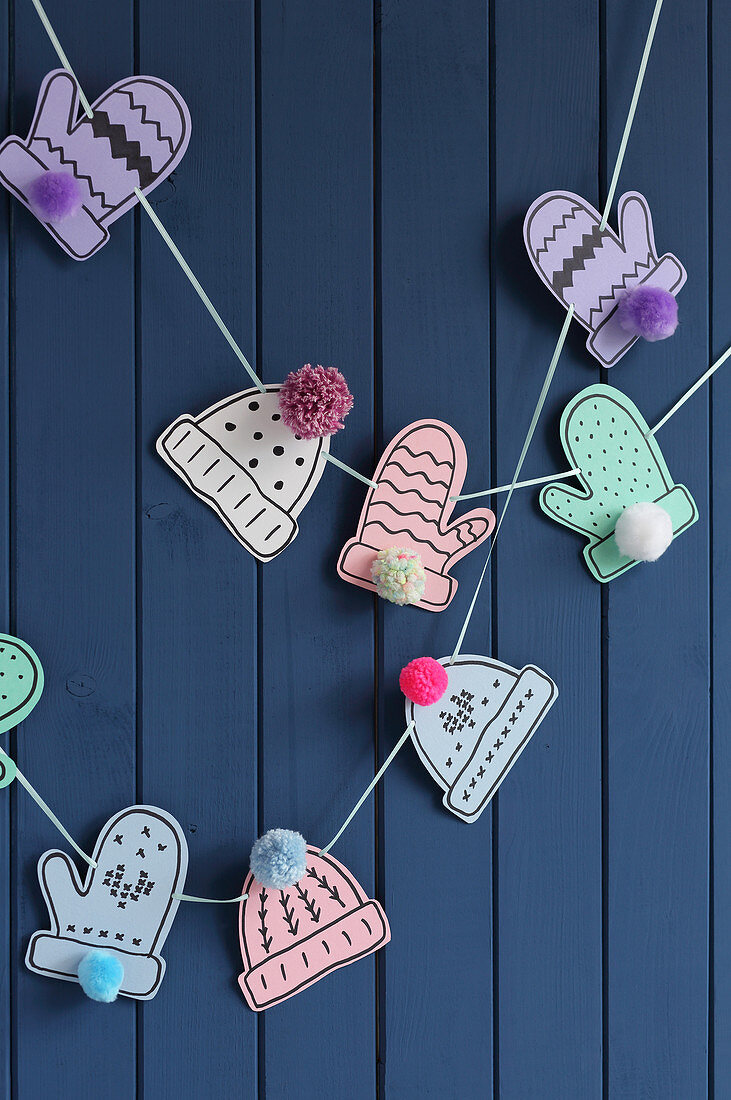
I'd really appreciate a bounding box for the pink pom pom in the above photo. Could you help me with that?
[399,657,448,707]
[278,364,354,440]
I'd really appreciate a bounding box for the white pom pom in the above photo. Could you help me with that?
[614,502,673,563]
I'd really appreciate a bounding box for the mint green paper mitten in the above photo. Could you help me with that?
[540,384,698,582]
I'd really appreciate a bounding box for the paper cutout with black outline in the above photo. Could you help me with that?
[238,846,390,1011]
[540,384,698,582]
[0,633,44,735]
[524,191,686,367]
[157,385,330,561]
[338,420,495,611]
[0,754,16,789]
[406,654,557,822]
[26,805,188,1001]
[0,69,191,260]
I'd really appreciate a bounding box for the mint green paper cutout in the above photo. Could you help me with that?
[0,634,44,734]
[540,384,698,582]
[0,752,16,788]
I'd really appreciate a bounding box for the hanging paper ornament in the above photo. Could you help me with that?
[157,385,330,561]
[238,845,390,1011]
[0,633,44,734]
[26,805,188,1001]
[0,753,16,789]
[338,420,495,612]
[405,655,557,822]
[540,384,698,582]
[0,69,191,260]
[523,191,685,367]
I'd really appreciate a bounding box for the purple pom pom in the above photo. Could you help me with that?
[278,364,354,440]
[27,171,82,223]
[616,285,678,343]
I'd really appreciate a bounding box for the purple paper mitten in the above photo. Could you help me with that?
[524,190,685,367]
[0,69,191,259]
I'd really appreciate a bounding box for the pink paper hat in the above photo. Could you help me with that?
[238,847,390,1011]
[524,191,685,367]
[338,420,495,612]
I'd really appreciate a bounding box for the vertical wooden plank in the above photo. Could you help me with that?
[11,1,137,1096]
[137,0,258,1096]
[378,2,494,1093]
[0,0,11,1092]
[711,0,731,1088]
[604,3,710,1096]
[493,2,603,1096]
[257,3,376,1096]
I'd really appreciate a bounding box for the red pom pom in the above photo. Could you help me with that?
[399,657,448,706]
[278,364,354,440]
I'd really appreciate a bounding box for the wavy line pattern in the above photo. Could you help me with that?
[33,136,113,207]
[534,203,582,262]
[90,110,157,188]
[382,459,450,491]
[586,255,654,325]
[119,89,176,154]
[551,224,605,296]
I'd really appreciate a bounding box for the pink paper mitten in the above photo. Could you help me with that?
[338,420,495,612]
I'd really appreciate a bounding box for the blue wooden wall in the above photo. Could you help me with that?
[0,0,725,1095]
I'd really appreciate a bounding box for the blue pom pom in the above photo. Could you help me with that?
[250,828,307,889]
[77,950,124,1003]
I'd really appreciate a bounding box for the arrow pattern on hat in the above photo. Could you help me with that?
[238,847,390,1010]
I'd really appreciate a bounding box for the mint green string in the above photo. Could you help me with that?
[321,451,378,488]
[451,467,580,502]
[173,891,248,903]
[649,342,731,436]
[28,0,94,118]
[450,304,575,663]
[600,0,664,231]
[0,746,96,867]
[134,189,265,393]
[320,722,414,855]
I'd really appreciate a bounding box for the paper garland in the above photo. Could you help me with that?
[0,69,191,260]
[238,846,390,1011]
[523,191,685,367]
[26,805,188,1001]
[338,420,496,611]
[406,655,557,822]
[157,386,329,561]
[540,384,698,581]
[2,0,717,1017]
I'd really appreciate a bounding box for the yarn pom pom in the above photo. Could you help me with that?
[77,950,124,1003]
[617,285,678,343]
[614,501,673,562]
[250,828,307,889]
[278,364,354,439]
[27,171,82,223]
[370,547,426,606]
[400,657,448,706]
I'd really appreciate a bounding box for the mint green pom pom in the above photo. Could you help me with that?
[370,547,426,606]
